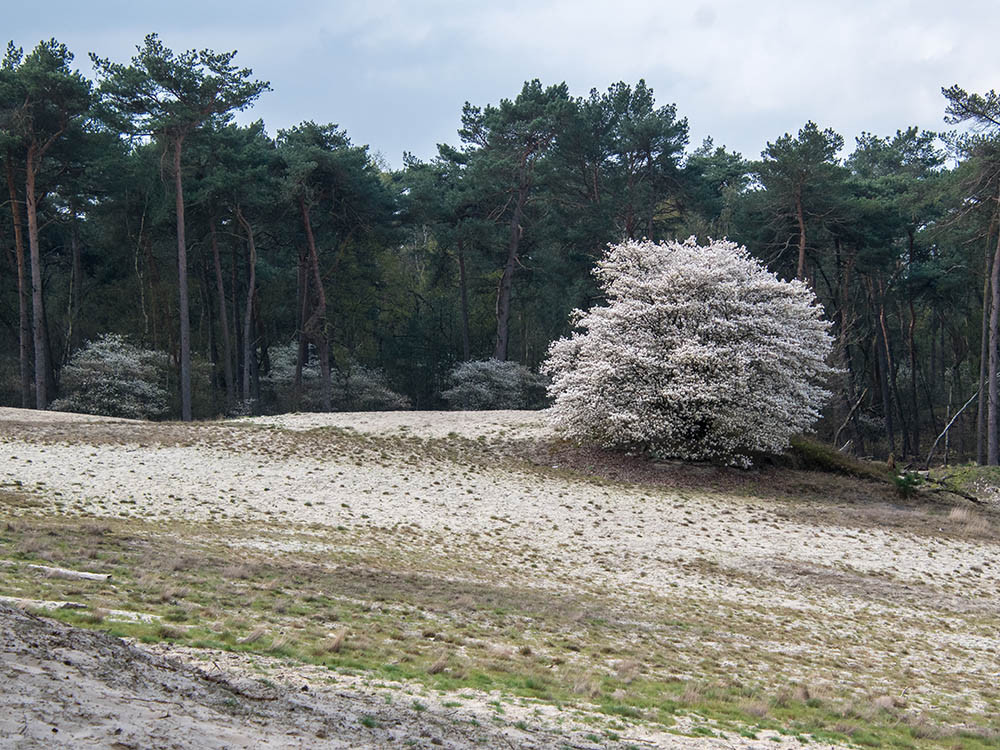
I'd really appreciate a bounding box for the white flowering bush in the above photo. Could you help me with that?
[261,343,323,411]
[335,364,411,411]
[441,359,549,410]
[542,238,834,464]
[51,334,169,419]
[262,344,410,412]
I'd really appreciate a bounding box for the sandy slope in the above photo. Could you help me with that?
[2,601,637,749]
[1,407,998,748]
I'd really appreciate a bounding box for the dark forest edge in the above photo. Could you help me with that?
[3,34,1000,464]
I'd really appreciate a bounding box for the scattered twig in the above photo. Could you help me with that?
[124,696,182,706]
[925,388,978,468]
[833,387,868,448]
[201,671,281,701]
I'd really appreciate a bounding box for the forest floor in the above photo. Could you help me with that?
[0,407,998,749]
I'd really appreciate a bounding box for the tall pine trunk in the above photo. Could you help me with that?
[230,236,240,395]
[906,230,920,457]
[24,144,47,409]
[457,237,471,360]
[294,245,309,409]
[173,138,192,421]
[300,197,331,410]
[988,216,1000,464]
[209,219,235,410]
[908,299,921,457]
[494,173,527,361]
[235,207,257,407]
[871,278,895,456]
[978,227,992,464]
[795,186,807,280]
[63,215,82,366]
[5,156,32,407]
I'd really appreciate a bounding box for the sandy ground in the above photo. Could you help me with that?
[3,409,995,614]
[4,600,671,749]
[239,409,555,439]
[1,407,999,748]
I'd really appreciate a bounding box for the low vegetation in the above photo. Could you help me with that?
[1,412,998,747]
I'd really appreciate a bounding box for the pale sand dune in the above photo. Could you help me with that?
[1,407,998,748]
[234,408,553,439]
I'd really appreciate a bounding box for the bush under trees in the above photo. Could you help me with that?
[441,359,549,410]
[333,364,412,411]
[50,334,169,419]
[262,344,410,412]
[543,238,834,464]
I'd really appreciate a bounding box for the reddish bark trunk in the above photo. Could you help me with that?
[5,156,31,407]
[210,219,235,410]
[173,138,192,421]
[25,144,47,408]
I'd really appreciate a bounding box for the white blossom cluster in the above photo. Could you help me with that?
[542,238,834,465]
[441,359,548,410]
[50,333,169,420]
[263,344,410,412]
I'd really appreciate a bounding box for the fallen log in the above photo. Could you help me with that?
[0,559,111,581]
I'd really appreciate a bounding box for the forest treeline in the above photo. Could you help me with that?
[3,35,1000,462]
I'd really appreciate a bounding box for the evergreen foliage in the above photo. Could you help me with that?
[0,32,998,462]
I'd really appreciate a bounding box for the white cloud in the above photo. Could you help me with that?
[6,0,998,164]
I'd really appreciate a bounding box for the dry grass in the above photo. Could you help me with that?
[742,700,770,719]
[0,487,42,509]
[326,629,347,653]
[238,626,267,645]
[949,507,972,523]
[2,411,999,749]
[426,651,448,675]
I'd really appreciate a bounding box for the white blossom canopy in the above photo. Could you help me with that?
[543,238,834,464]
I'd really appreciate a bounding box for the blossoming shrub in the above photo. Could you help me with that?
[51,334,169,419]
[441,359,548,410]
[334,364,411,411]
[262,344,410,412]
[261,343,323,412]
[542,238,834,464]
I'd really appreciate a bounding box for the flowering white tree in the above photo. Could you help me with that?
[543,238,834,464]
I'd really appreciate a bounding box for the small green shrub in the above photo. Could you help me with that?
[891,471,923,498]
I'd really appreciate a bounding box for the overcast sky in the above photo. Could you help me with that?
[5,1,997,167]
